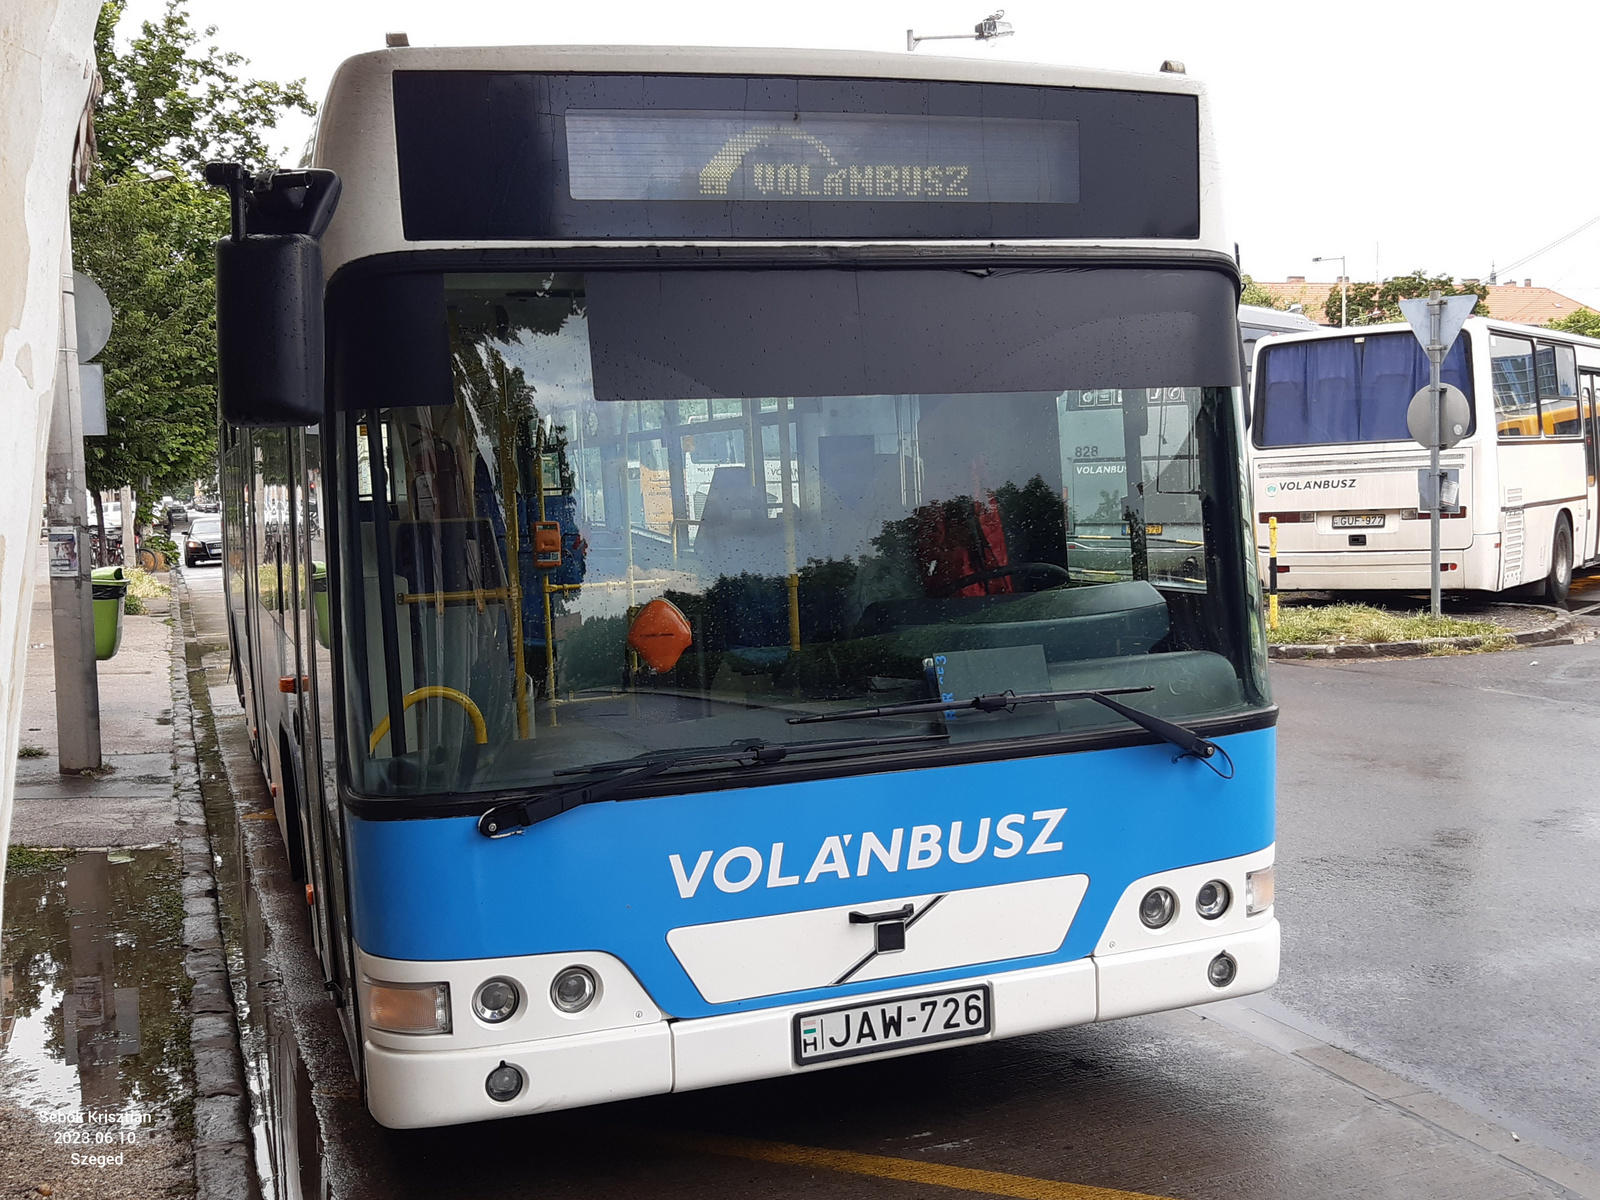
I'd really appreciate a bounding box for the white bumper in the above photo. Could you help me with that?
[361,851,1279,1128]
[1257,537,1496,591]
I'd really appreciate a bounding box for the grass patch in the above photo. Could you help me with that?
[17,744,46,758]
[1271,603,1511,647]
[127,566,170,600]
[5,846,75,877]
[123,566,169,614]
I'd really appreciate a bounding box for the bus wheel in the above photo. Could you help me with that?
[1544,518,1573,604]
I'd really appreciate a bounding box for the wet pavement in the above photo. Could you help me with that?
[1272,637,1600,1166]
[0,849,195,1198]
[11,544,181,849]
[2,849,189,1118]
[174,560,1600,1200]
[1,551,206,1199]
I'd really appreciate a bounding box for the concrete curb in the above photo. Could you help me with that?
[1268,604,1580,660]
[169,573,262,1200]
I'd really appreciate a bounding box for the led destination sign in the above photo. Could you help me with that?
[565,110,1080,205]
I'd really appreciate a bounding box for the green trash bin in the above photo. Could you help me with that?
[312,561,330,648]
[90,566,128,660]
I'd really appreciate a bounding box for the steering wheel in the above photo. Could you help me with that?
[369,686,488,754]
[930,562,1071,598]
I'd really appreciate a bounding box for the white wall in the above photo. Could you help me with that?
[0,0,102,884]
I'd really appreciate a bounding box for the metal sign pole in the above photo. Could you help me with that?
[1400,289,1475,616]
[1428,289,1443,617]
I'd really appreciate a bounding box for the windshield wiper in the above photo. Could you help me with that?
[787,686,1231,773]
[476,733,948,838]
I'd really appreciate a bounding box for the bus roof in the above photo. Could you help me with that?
[1239,305,1318,334]
[312,44,1227,273]
[323,44,1208,100]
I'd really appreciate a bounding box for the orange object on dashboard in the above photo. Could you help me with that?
[627,598,693,673]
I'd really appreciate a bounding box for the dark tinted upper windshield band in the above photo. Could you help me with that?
[588,268,1240,400]
[332,267,1242,413]
[391,72,1199,240]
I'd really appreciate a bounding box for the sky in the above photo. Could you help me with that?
[121,0,1600,307]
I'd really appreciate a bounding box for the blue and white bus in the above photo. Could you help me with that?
[215,44,1278,1130]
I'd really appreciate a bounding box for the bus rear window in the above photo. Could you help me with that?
[1254,332,1472,448]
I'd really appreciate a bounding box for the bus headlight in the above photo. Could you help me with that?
[1246,866,1275,915]
[473,977,520,1024]
[1195,880,1231,919]
[366,979,451,1034]
[551,966,598,1012]
[1138,888,1177,928]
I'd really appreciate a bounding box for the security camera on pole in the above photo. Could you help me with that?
[1398,290,1476,616]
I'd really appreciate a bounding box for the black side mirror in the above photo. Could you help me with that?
[205,163,342,427]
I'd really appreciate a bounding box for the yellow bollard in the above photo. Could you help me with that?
[1268,516,1279,631]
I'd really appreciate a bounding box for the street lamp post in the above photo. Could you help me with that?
[908,10,1013,51]
[1313,255,1348,327]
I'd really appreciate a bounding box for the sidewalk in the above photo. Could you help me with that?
[1,547,248,1200]
[12,543,180,847]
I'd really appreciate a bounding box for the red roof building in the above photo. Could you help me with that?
[1251,277,1594,327]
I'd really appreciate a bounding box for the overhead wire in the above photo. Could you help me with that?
[1490,211,1600,281]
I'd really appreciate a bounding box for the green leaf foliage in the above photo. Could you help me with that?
[1545,308,1600,339]
[91,0,314,178]
[73,1,314,496]
[1324,270,1489,327]
[1239,275,1281,309]
[75,176,230,493]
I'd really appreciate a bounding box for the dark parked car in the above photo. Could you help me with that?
[185,516,222,567]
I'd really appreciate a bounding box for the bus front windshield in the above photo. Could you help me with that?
[334,270,1266,799]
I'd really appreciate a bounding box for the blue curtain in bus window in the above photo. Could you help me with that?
[1257,334,1471,447]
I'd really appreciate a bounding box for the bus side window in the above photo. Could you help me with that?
[1539,343,1581,435]
[1491,334,1539,438]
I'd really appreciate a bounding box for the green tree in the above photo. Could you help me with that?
[1546,308,1600,339]
[1239,275,1281,309]
[1325,270,1489,327]
[72,0,313,532]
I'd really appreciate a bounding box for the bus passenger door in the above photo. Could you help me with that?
[1584,375,1600,564]
[255,429,310,884]
[292,427,356,1011]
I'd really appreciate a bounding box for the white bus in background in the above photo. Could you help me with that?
[1248,318,1600,602]
[1238,303,1317,396]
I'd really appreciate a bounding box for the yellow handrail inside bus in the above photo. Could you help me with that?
[369,686,488,755]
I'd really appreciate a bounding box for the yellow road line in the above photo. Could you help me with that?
[663,1131,1176,1200]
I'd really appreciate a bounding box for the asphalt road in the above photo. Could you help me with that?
[1271,635,1600,1166]
[175,561,1600,1200]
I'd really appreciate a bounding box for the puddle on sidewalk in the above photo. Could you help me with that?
[1,848,192,1122]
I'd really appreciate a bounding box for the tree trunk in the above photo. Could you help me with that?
[92,489,105,567]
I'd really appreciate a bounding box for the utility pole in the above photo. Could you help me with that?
[45,225,102,772]
[1314,255,1348,327]
[1426,290,1444,616]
